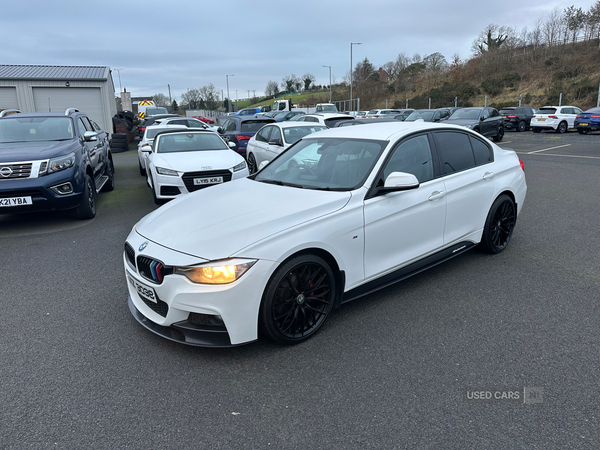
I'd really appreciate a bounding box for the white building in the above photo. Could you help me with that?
[0,65,117,132]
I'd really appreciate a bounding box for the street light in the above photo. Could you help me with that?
[226,74,234,112]
[323,65,332,103]
[113,68,123,92]
[350,43,362,112]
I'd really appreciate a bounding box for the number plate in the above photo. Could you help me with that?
[193,176,223,185]
[579,123,588,126]
[128,273,157,304]
[537,118,546,122]
[0,196,32,207]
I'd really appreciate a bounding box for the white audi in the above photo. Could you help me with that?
[141,129,249,204]
[125,122,527,347]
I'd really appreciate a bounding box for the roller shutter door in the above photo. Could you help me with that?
[32,87,106,131]
[0,87,19,111]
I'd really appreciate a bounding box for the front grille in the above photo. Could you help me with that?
[137,256,167,284]
[0,163,32,179]
[124,243,136,270]
[182,169,232,192]
[139,294,169,317]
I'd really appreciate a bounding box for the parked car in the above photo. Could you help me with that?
[531,105,583,133]
[574,107,600,134]
[141,129,248,204]
[155,117,218,132]
[232,108,262,116]
[333,118,398,127]
[273,111,306,122]
[137,124,188,176]
[445,107,504,142]
[0,108,114,219]
[144,107,169,118]
[246,122,327,173]
[294,113,354,128]
[217,116,277,157]
[499,107,536,132]
[191,115,215,124]
[390,109,415,121]
[124,121,527,347]
[136,114,181,140]
[404,108,451,123]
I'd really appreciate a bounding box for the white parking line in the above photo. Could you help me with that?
[527,144,571,154]
[516,152,600,160]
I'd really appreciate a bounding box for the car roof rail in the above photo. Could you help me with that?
[0,109,22,117]
[65,108,80,115]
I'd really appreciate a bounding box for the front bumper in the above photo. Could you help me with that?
[153,167,249,200]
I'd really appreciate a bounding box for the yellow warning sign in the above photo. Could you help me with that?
[139,112,145,118]
[139,100,153,106]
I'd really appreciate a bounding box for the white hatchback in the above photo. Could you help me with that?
[531,105,583,133]
[125,122,527,347]
[141,129,248,204]
[137,124,187,176]
[245,122,327,174]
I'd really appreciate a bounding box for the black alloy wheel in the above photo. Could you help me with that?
[103,159,115,192]
[493,126,504,142]
[577,128,589,134]
[247,153,258,174]
[76,174,96,219]
[556,121,568,134]
[481,194,516,254]
[517,120,526,132]
[259,254,336,345]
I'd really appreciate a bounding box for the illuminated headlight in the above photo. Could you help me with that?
[174,259,257,284]
[233,161,247,172]
[46,153,76,174]
[156,167,178,176]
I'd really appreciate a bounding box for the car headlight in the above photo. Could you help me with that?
[174,259,257,284]
[233,161,247,172]
[45,152,76,175]
[156,166,178,176]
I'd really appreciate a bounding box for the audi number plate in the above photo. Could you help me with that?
[128,273,157,304]
[0,196,32,207]
[193,176,223,185]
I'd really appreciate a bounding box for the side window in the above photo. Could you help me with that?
[225,120,237,132]
[440,109,450,119]
[171,119,187,126]
[433,111,441,121]
[308,117,318,123]
[469,136,493,166]
[490,109,499,117]
[269,127,282,143]
[573,107,582,114]
[433,131,476,175]
[382,134,434,183]
[77,118,87,136]
[82,117,94,131]
[481,109,490,120]
[256,126,271,143]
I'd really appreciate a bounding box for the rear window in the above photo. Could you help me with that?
[324,117,353,127]
[499,108,516,114]
[241,121,273,133]
[538,108,557,114]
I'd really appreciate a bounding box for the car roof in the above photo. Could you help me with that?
[275,121,328,129]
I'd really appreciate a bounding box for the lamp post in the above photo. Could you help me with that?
[350,42,362,112]
[226,74,234,112]
[323,65,332,103]
[114,68,123,92]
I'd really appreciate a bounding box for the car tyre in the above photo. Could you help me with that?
[75,174,96,220]
[247,152,258,175]
[480,194,516,254]
[102,159,115,192]
[556,121,568,134]
[139,160,146,176]
[577,128,589,134]
[517,120,526,132]
[532,127,541,133]
[259,254,336,345]
[493,127,504,142]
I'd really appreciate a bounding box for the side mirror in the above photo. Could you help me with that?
[379,172,419,192]
[217,127,223,133]
[268,138,282,146]
[84,131,98,142]
[141,145,152,153]
[228,141,236,149]
[258,160,269,170]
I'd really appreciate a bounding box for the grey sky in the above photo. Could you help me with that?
[2,0,595,100]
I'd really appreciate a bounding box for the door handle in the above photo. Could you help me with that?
[428,190,445,201]
[483,172,495,180]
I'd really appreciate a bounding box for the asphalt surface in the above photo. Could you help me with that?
[1,130,599,449]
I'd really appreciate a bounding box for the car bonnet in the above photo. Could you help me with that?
[135,177,351,260]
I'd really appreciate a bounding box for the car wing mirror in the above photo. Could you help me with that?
[84,131,98,141]
[258,160,269,170]
[217,127,223,133]
[228,141,236,149]
[379,172,419,193]
[268,138,282,146]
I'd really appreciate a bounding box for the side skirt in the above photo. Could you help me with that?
[341,241,476,304]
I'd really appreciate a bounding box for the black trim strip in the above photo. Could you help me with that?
[341,241,476,304]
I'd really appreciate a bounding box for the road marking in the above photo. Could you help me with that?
[527,144,571,154]
[516,152,600,160]
[496,141,512,145]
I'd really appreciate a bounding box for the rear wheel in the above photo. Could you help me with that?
[102,159,115,192]
[533,127,541,133]
[493,127,504,142]
[556,121,568,134]
[259,254,336,345]
[517,120,526,132]
[480,195,516,254]
[577,128,589,134]
[139,159,146,176]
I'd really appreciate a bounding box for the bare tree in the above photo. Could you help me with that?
[423,52,449,73]
[542,7,563,46]
[181,88,203,109]
[152,93,170,107]
[265,80,279,97]
[281,74,300,93]
[471,24,509,55]
[198,84,219,110]
[302,73,316,91]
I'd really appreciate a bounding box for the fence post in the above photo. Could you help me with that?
[519,94,522,107]
[559,93,562,106]
[484,95,488,107]
[454,97,457,107]
[428,98,431,109]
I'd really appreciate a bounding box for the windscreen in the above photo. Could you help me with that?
[157,133,228,153]
[0,117,74,143]
[283,126,327,144]
[449,109,482,119]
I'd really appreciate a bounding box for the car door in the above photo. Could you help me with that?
[250,125,272,166]
[431,130,496,245]
[363,133,446,280]
[265,126,284,160]
[77,117,101,178]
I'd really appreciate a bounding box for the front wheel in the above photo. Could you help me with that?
[75,174,96,220]
[259,254,336,345]
[532,127,541,133]
[102,159,115,192]
[247,152,258,175]
[493,127,504,142]
[556,121,567,134]
[480,195,516,254]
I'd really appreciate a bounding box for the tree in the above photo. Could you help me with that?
[423,52,449,73]
[564,5,586,43]
[153,93,170,107]
[170,100,178,114]
[198,84,219,110]
[302,73,316,91]
[181,88,202,109]
[352,57,378,85]
[265,80,279,97]
[472,24,509,54]
[281,74,300,93]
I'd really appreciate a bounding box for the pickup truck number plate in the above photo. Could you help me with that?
[128,273,158,304]
[0,196,32,207]
[193,176,223,185]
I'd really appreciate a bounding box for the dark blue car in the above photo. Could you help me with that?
[217,116,276,157]
[575,107,600,134]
